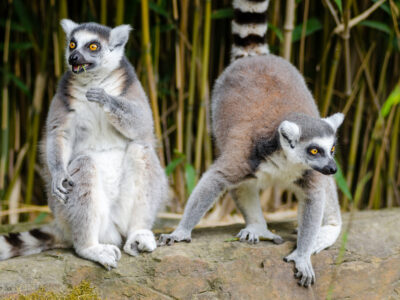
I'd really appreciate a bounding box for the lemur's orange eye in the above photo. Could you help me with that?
[310,148,318,155]
[69,41,76,49]
[331,146,336,153]
[89,44,98,51]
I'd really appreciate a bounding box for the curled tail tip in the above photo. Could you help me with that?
[231,0,270,61]
[0,227,57,260]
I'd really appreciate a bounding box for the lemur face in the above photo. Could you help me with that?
[278,113,344,175]
[60,19,131,75]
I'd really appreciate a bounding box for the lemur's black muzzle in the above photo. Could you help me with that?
[321,160,337,175]
[68,51,84,65]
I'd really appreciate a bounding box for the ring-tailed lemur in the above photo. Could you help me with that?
[0,20,167,269]
[159,0,344,287]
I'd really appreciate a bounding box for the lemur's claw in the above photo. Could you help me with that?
[284,250,315,288]
[157,232,192,246]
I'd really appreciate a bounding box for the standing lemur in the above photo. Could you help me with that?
[0,20,167,269]
[159,0,344,287]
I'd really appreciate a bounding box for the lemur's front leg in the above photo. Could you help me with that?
[86,87,152,140]
[158,167,229,246]
[284,189,325,287]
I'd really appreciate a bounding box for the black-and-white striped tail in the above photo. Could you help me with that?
[231,0,270,61]
[0,224,64,260]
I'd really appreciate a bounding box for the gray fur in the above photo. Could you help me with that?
[159,6,344,286]
[0,20,167,269]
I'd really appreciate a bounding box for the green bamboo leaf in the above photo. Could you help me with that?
[34,212,49,224]
[268,24,283,42]
[165,155,185,176]
[0,68,30,96]
[184,163,196,195]
[0,42,33,51]
[380,85,400,118]
[334,161,353,201]
[211,8,234,19]
[13,0,34,33]
[359,20,391,34]
[149,1,170,18]
[334,0,343,14]
[372,0,391,14]
[0,20,27,32]
[353,172,373,206]
[292,18,322,42]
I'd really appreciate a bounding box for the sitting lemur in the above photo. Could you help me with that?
[0,20,167,269]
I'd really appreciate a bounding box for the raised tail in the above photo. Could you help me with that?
[231,0,270,61]
[0,223,68,260]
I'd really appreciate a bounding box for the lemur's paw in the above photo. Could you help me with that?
[157,230,191,246]
[77,244,121,270]
[124,229,157,256]
[284,250,315,287]
[86,88,107,105]
[236,226,284,245]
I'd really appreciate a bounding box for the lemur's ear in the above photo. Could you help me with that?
[60,19,79,37]
[279,120,301,149]
[109,25,132,50]
[323,113,344,132]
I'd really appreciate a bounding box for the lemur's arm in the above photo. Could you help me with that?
[46,96,75,203]
[284,186,325,287]
[85,81,153,141]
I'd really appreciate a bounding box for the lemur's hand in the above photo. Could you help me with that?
[284,250,315,287]
[86,88,108,105]
[158,229,192,246]
[51,170,75,203]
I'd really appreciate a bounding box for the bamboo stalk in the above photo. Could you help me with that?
[343,84,365,210]
[115,0,124,25]
[282,0,295,60]
[194,0,212,175]
[185,0,201,164]
[342,4,352,96]
[101,0,107,25]
[0,0,13,208]
[25,73,47,205]
[387,106,400,207]
[141,0,165,166]
[368,107,396,209]
[299,0,309,73]
[322,40,342,116]
[334,0,387,34]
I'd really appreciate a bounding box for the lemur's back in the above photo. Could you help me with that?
[211,54,319,153]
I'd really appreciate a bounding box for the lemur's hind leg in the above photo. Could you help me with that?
[121,143,167,256]
[66,155,121,270]
[312,177,341,254]
[230,180,283,244]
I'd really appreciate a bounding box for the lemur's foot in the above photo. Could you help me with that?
[124,229,157,256]
[158,229,191,246]
[236,225,284,244]
[77,244,121,270]
[284,250,315,287]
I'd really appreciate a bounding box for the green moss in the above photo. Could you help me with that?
[7,281,101,300]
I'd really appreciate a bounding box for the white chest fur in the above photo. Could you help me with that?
[69,73,127,154]
[255,151,306,191]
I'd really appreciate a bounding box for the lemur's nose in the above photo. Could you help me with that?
[323,161,337,175]
[68,52,83,65]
